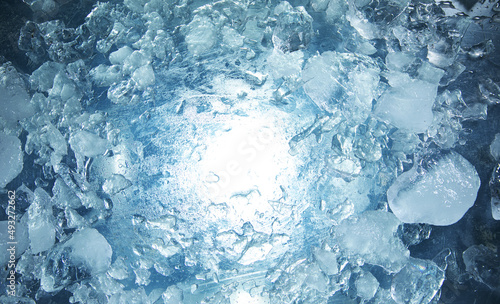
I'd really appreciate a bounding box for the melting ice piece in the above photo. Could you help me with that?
[391,258,445,304]
[387,151,480,226]
[335,210,409,273]
[0,132,23,188]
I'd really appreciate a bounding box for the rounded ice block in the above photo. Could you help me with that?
[387,151,480,226]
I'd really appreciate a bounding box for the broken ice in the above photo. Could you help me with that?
[1,0,499,302]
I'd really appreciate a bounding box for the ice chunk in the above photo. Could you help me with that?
[222,26,244,48]
[374,78,437,133]
[302,52,342,112]
[103,174,133,195]
[0,63,34,124]
[108,256,130,280]
[267,49,303,79]
[489,164,500,220]
[272,3,313,52]
[131,64,155,90]
[387,151,480,226]
[122,50,151,75]
[66,228,112,274]
[312,247,339,275]
[30,61,65,92]
[490,133,500,161]
[0,133,23,188]
[311,0,330,11]
[52,178,81,209]
[303,51,379,114]
[304,263,329,292]
[90,64,123,87]
[162,285,183,304]
[0,213,29,267]
[109,46,133,65]
[335,210,409,272]
[355,271,379,300]
[463,245,500,290]
[28,188,55,254]
[238,242,273,265]
[69,130,108,158]
[390,258,445,304]
[185,15,216,55]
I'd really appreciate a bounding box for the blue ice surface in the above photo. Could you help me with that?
[1,0,500,303]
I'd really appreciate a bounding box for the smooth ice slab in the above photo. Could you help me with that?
[0,132,23,188]
[387,151,480,226]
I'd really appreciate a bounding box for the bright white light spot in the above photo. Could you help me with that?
[200,117,291,203]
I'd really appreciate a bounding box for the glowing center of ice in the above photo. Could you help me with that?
[200,118,290,204]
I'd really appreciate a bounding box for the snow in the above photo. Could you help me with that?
[387,151,480,226]
[0,132,23,188]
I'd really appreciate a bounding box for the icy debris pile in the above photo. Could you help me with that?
[0,0,498,302]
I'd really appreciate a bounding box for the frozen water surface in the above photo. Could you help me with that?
[0,0,499,303]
